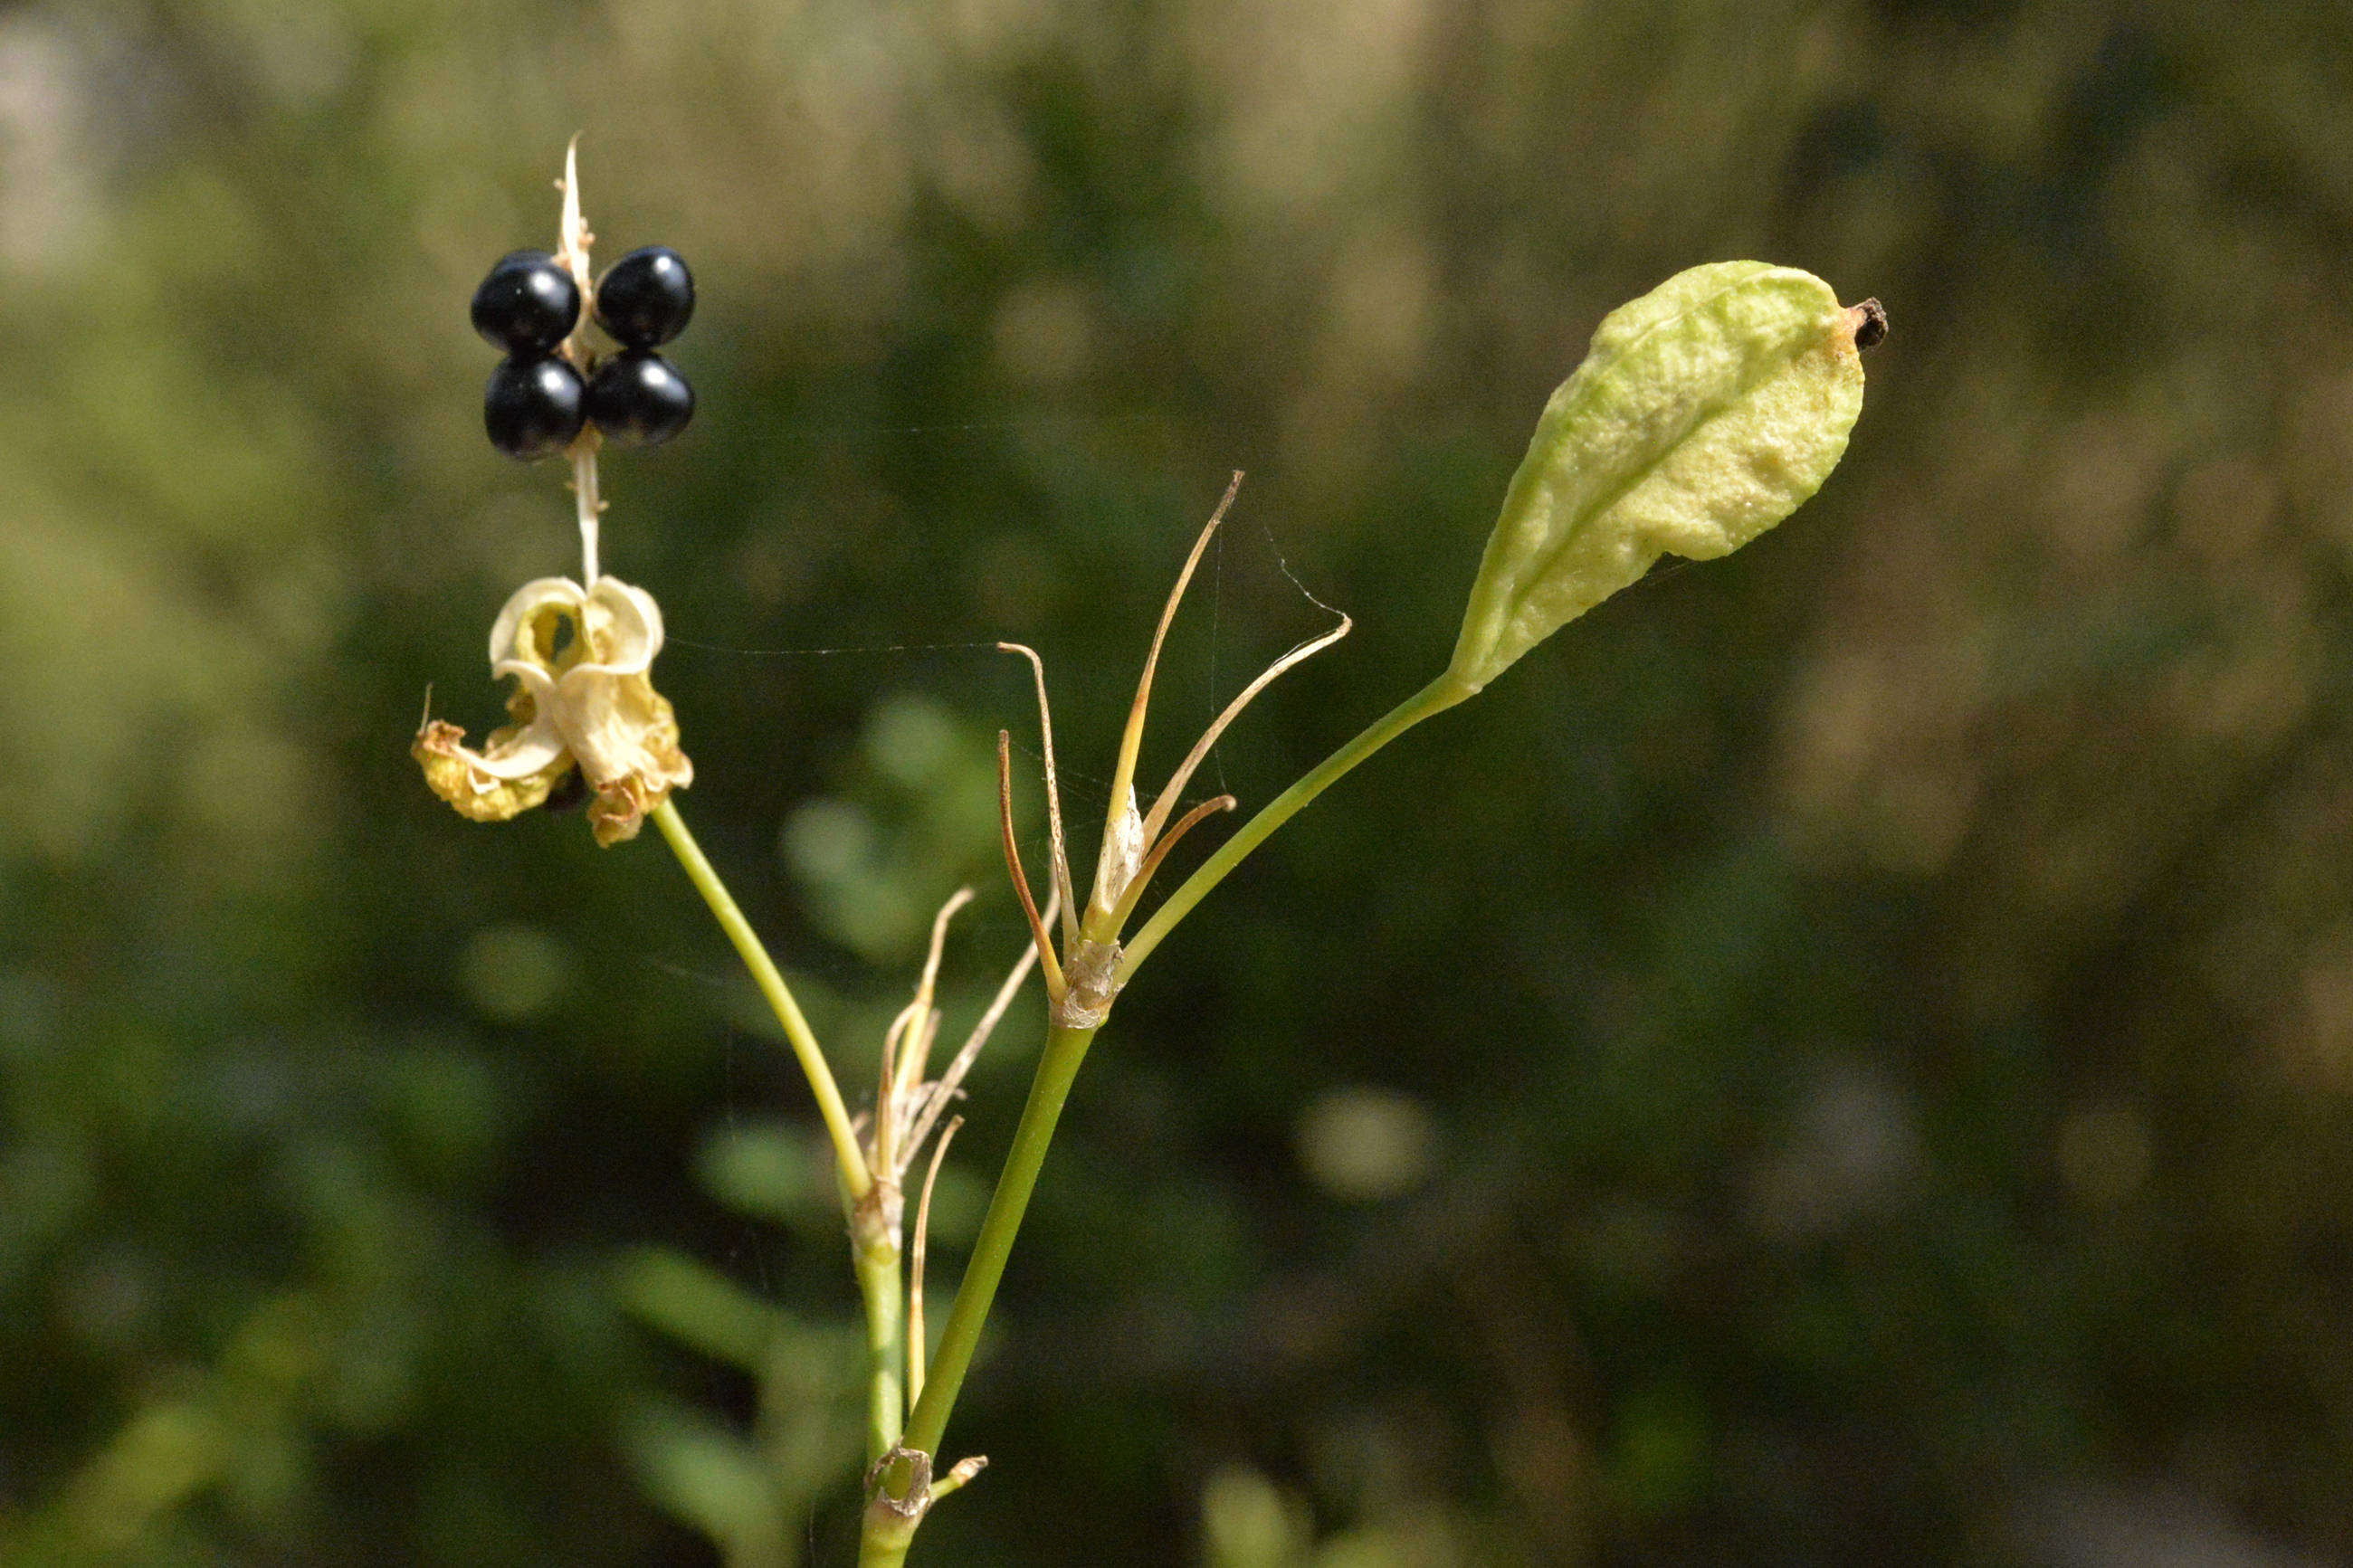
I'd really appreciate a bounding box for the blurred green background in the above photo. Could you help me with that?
[5,0,2352,1563]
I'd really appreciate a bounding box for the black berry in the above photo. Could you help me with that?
[593,247,695,348]
[586,351,694,446]
[471,251,580,355]
[485,356,586,461]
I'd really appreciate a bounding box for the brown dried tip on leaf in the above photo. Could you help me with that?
[1849,298,1889,351]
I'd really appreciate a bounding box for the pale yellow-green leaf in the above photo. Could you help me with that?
[1448,261,1870,692]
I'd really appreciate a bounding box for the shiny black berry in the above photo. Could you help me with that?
[485,356,586,461]
[586,351,694,446]
[471,251,580,355]
[593,247,695,348]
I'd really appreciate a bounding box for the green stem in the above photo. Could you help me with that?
[1116,671,1473,981]
[652,799,872,1199]
[854,1231,906,1463]
[858,1510,919,1568]
[903,1022,1098,1457]
[859,673,1476,1562]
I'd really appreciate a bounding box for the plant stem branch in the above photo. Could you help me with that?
[903,1021,1098,1457]
[858,1515,919,1568]
[1116,671,1473,981]
[854,1234,906,1463]
[652,799,872,1199]
[891,674,1475,1470]
[850,676,1472,1563]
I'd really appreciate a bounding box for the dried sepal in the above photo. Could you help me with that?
[996,474,1349,1031]
[997,643,1078,939]
[906,1114,961,1409]
[996,731,1067,1003]
[1089,786,1148,926]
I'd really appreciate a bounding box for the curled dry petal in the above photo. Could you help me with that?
[414,575,691,844]
[1448,261,1869,693]
[413,717,568,820]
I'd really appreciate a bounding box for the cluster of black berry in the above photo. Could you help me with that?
[472,246,697,461]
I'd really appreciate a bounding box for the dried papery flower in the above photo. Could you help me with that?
[413,575,691,845]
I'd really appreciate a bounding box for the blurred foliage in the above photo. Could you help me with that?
[6,0,2353,1564]
[617,1242,863,1568]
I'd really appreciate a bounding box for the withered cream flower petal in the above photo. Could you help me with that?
[413,718,571,820]
[415,573,690,843]
[487,577,584,670]
[581,578,664,677]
